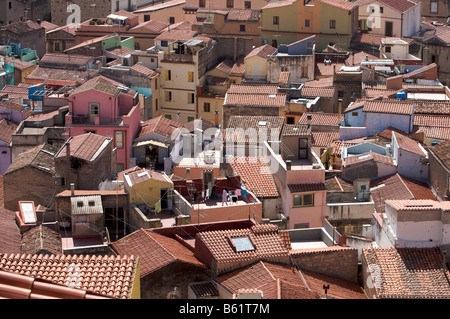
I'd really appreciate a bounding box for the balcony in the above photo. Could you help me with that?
[162,53,194,64]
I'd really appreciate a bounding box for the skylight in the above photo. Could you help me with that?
[231,237,255,252]
[19,202,36,224]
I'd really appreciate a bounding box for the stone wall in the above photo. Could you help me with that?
[141,261,211,299]
[291,246,359,282]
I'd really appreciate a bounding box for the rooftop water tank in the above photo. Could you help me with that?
[396,91,406,100]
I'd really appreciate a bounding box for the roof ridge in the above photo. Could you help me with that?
[396,174,415,199]
[142,229,177,261]
[259,261,277,282]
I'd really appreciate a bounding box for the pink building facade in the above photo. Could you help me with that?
[65,77,142,172]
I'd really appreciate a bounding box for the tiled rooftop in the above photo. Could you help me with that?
[343,151,394,167]
[136,115,182,139]
[0,253,139,299]
[229,156,280,198]
[196,224,289,264]
[0,207,21,254]
[363,100,414,115]
[311,131,339,147]
[5,143,58,175]
[111,228,206,277]
[370,173,437,214]
[301,86,335,98]
[21,225,62,255]
[224,93,286,107]
[325,176,354,192]
[288,183,326,193]
[0,269,114,299]
[0,119,18,144]
[392,131,426,156]
[245,44,277,60]
[298,112,343,126]
[226,115,285,142]
[57,133,112,162]
[362,247,450,298]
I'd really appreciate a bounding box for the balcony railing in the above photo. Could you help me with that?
[162,53,194,63]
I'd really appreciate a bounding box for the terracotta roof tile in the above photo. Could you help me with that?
[363,100,414,115]
[197,225,289,265]
[278,71,290,84]
[39,53,93,67]
[318,0,358,10]
[224,93,286,107]
[362,247,450,298]
[245,44,277,60]
[0,253,138,299]
[0,269,114,299]
[21,225,62,255]
[0,119,17,144]
[392,131,426,156]
[311,131,339,147]
[281,123,309,136]
[226,9,260,21]
[226,115,284,142]
[227,84,278,94]
[0,207,21,254]
[130,63,158,78]
[57,133,112,162]
[415,126,450,140]
[110,228,206,277]
[288,183,326,193]
[357,0,418,13]
[5,143,58,175]
[298,112,343,126]
[343,151,394,167]
[427,139,450,169]
[301,86,335,98]
[125,167,172,185]
[229,156,279,198]
[137,115,182,139]
[0,20,44,34]
[370,173,437,213]
[325,176,354,192]
[189,281,219,298]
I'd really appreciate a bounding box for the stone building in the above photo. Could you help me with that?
[54,132,116,191]
[3,143,62,211]
[0,20,46,58]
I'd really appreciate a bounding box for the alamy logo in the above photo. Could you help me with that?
[170,119,281,174]
[66,4,81,25]
[65,263,82,289]
[366,263,382,289]
[366,4,382,29]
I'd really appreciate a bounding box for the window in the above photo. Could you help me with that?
[116,0,119,11]
[338,90,344,98]
[244,1,251,8]
[273,16,279,25]
[329,20,336,29]
[292,194,314,207]
[188,93,195,104]
[165,114,172,120]
[61,177,66,186]
[369,5,374,12]
[188,116,194,122]
[301,66,308,78]
[144,14,150,21]
[165,69,171,80]
[154,77,157,89]
[54,42,60,52]
[286,117,295,124]
[161,40,168,47]
[352,112,358,116]
[204,102,211,113]
[165,91,172,101]
[199,0,205,7]
[116,163,124,172]
[385,46,391,53]
[305,19,310,27]
[240,24,245,32]
[8,2,11,9]
[380,6,383,13]
[299,138,308,159]
[115,131,124,149]
[430,1,438,13]
[155,98,158,111]
[188,71,194,82]
[169,17,175,24]
[231,237,254,252]
[226,0,233,8]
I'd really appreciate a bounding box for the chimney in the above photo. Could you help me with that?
[177,111,181,123]
[214,110,219,127]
